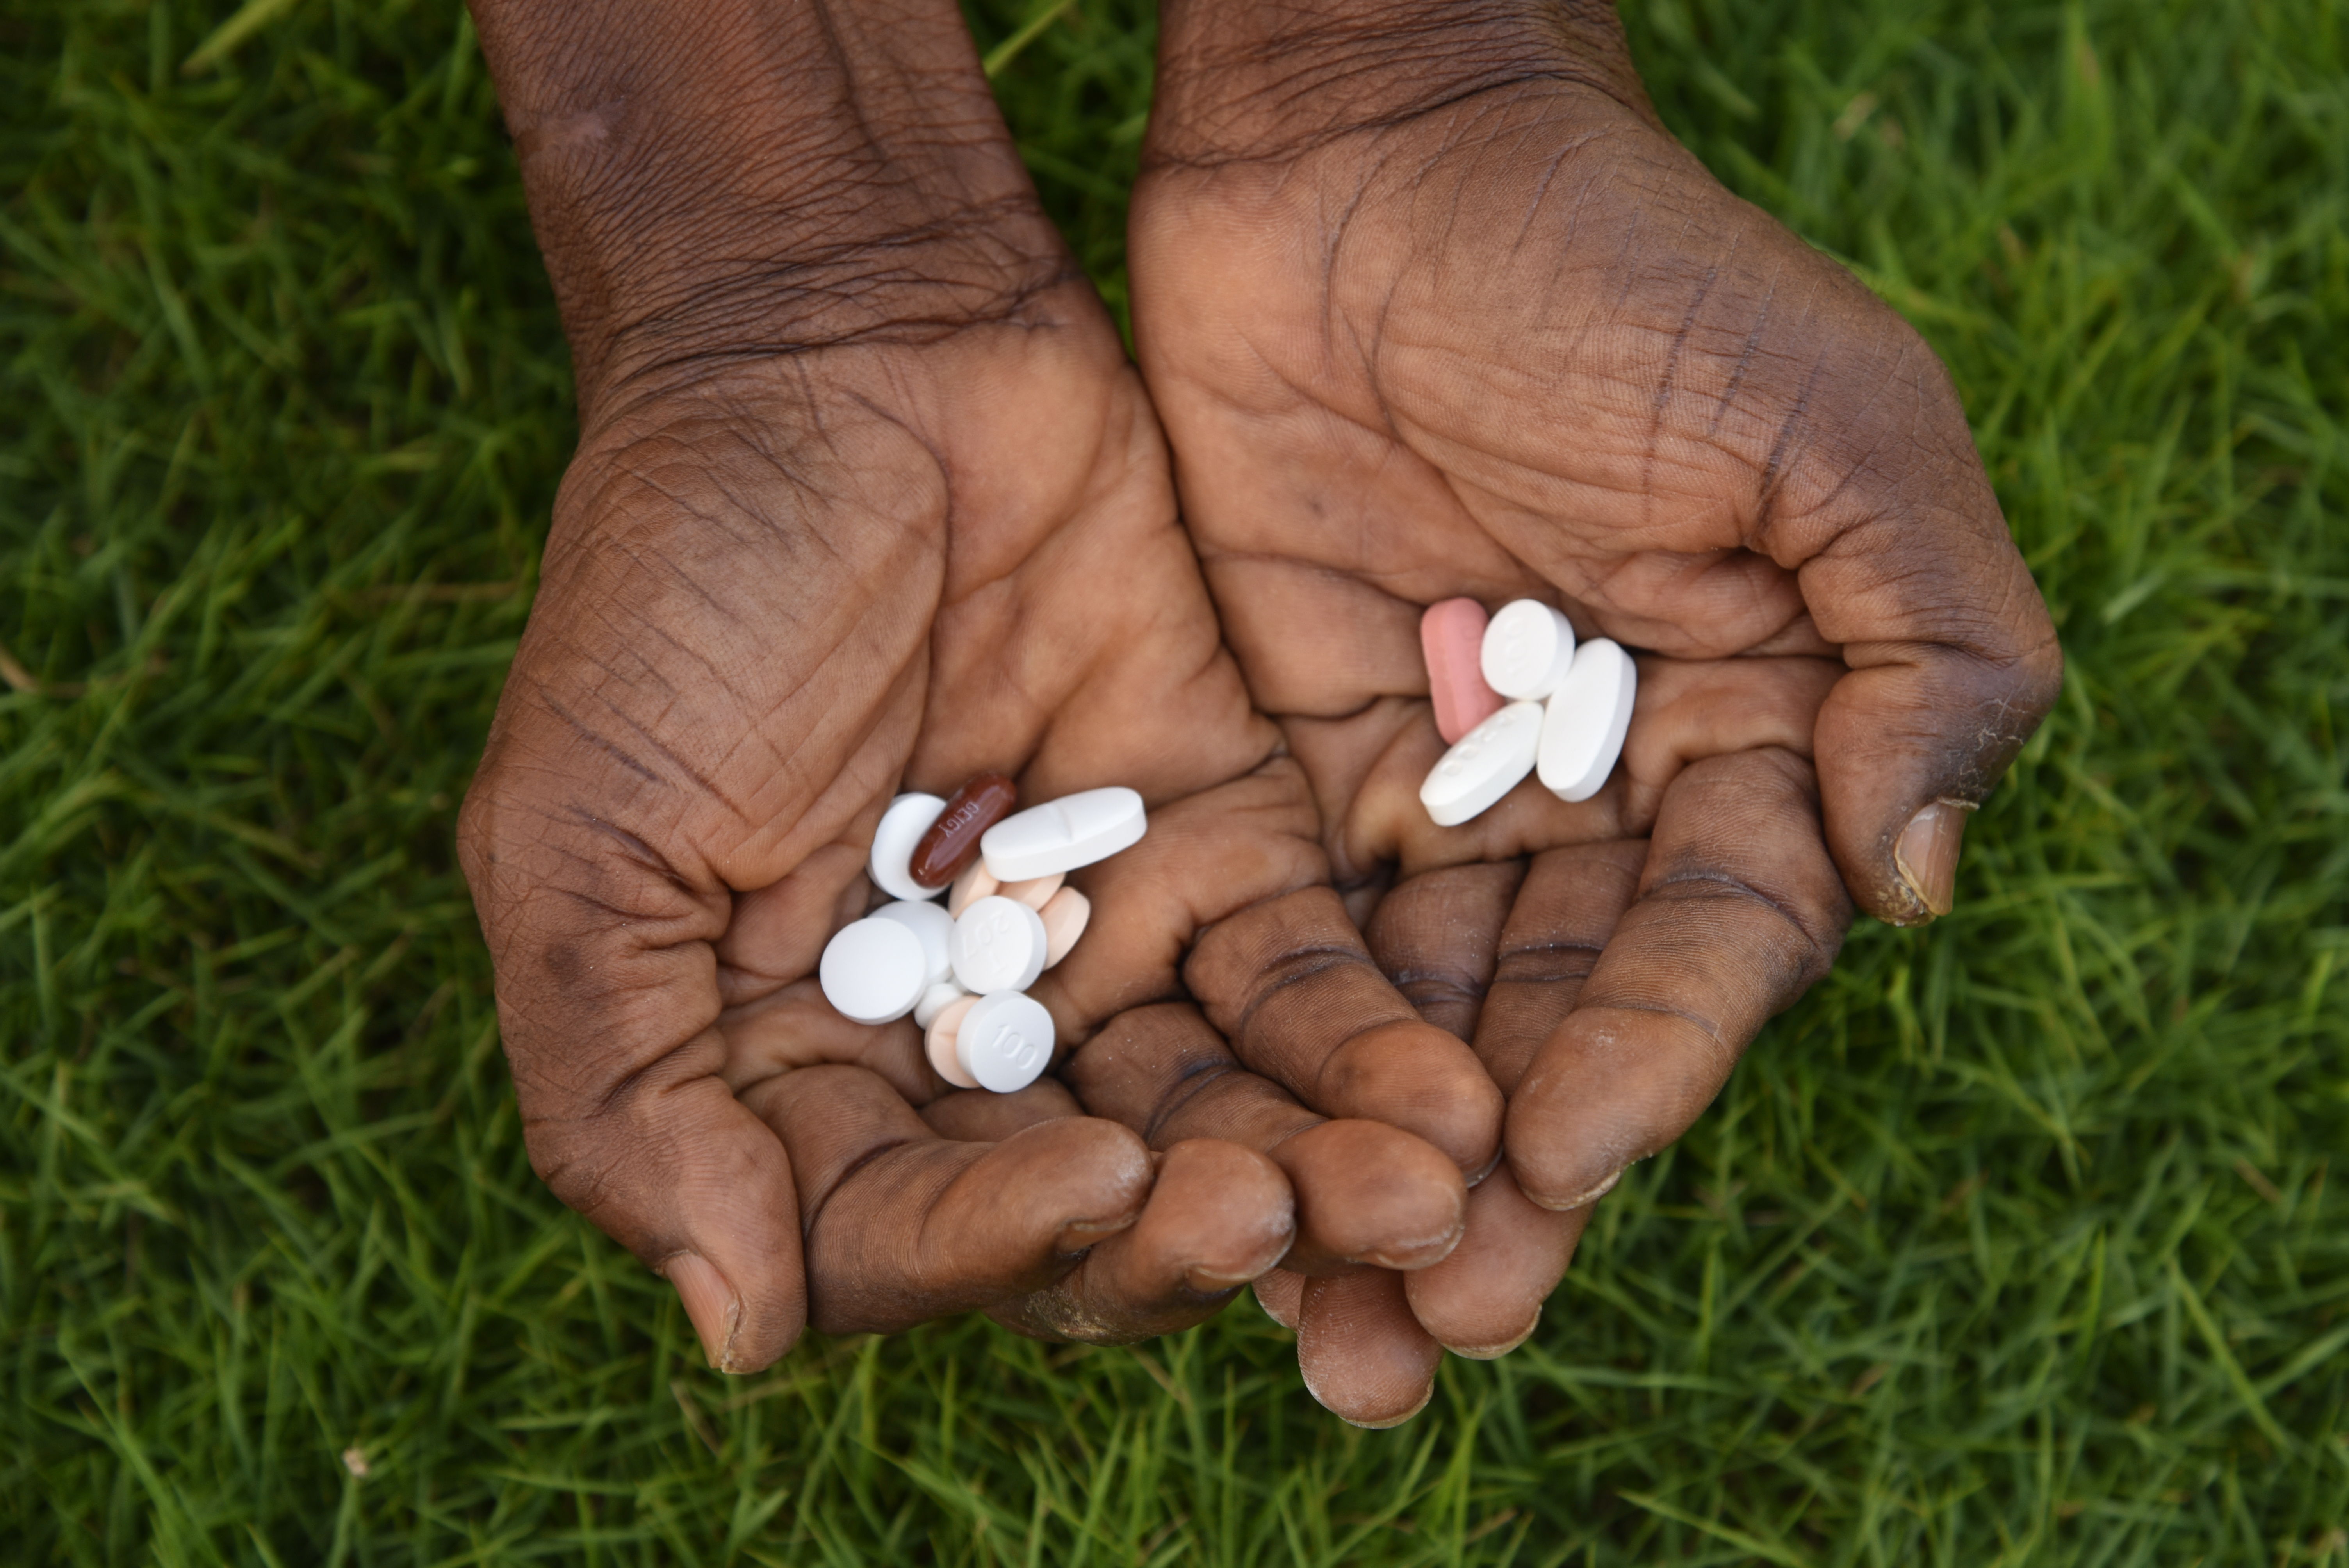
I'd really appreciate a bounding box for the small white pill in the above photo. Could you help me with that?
[924,994,979,1088]
[956,991,1056,1094]
[1038,886,1090,969]
[913,979,969,1030]
[818,916,929,1025]
[980,786,1147,882]
[872,899,954,986]
[1419,700,1544,827]
[1480,599,1577,701]
[947,859,1000,917]
[1538,638,1637,803]
[950,895,1050,995]
[869,793,947,903]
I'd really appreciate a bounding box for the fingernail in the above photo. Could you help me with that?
[1893,801,1970,921]
[1340,1384,1436,1430]
[1446,1307,1541,1361]
[1530,1166,1621,1212]
[665,1253,742,1373]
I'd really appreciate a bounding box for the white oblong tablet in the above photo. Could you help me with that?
[1538,638,1637,803]
[956,991,1055,1094]
[1038,886,1090,969]
[872,899,954,986]
[1419,700,1543,827]
[1479,599,1577,701]
[818,916,929,1025]
[924,994,979,1088]
[913,980,970,1030]
[949,895,1050,995]
[869,793,946,903]
[979,786,1147,882]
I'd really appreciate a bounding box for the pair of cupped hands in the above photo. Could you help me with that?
[456,0,2060,1425]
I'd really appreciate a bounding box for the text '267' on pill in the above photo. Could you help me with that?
[869,793,946,903]
[980,787,1147,882]
[1419,700,1543,827]
[1480,599,1577,701]
[1537,638,1636,803]
[950,895,1050,995]
[818,916,930,1025]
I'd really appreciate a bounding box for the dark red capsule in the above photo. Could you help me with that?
[908,772,1016,889]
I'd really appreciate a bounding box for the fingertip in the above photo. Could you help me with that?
[665,1251,756,1373]
[1297,1270,1441,1428]
[1321,1020,1503,1176]
[1255,1267,1305,1329]
[1274,1118,1466,1272]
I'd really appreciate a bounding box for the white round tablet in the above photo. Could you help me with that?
[871,898,954,986]
[1538,638,1636,803]
[913,980,969,1030]
[817,916,929,1025]
[979,786,1147,882]
[868,793,946,903]
[1480,599,1577,700]
[1419,700,1543,827]
[955,991,1055,1094]
[949,895,1050,994]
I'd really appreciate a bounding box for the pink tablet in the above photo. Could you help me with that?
[1421,598,1505,744]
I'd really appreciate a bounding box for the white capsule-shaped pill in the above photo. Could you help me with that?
[956,991,1056,1094]
[980,786,1147,882]
[818,916,929,1025]
[1039,886,1090,969]
[1538,638,1637,803]
[1480,599,1577,701]
[947,859,1000,917]
[869,793,947,903]
[872,898,955,986]
[924,994,980,1088]
[950,895,1050,995]
[913,979,970,1030]
[1419,700,1544,827]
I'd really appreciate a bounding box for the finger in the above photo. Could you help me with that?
[920,1077,1085,1140]
[1065,1003,1466,1272]
[1473,839,1649,1091]
[1782,443,2063,925]
[1362,860,1523,1040]
[1402,1164,1590,1358]
[989,1137,1295,1343]
[1619,656,1842,833]
[1254,1267,1305,1329]
[1297,1270,1442,1429]
[1506,749,1852,1210]
[741,1064,1153,1333]
[1183,887,1504,1176]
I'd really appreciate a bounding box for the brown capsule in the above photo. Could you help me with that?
[908,772,1016,889]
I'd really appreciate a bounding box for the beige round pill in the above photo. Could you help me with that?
[948,859,1001,918]
[1000,872,1064,911]
[924,994,978,1089]
[1039,887,1090,969]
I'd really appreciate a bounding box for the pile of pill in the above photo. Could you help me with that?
[818,774,1147,1094]
[1418,598,1636,826]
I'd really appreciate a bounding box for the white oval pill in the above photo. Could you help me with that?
[872,898,954,986]
[925,994,979,1088]
[1419,700,1543,827]
[913,979,969,1029]
[1538,638,1637,803]
[1038,886,1090,968]
[947,859,1000,917]
[949,895,1050,994]
[955,991,1055,1094]
[869,793,946,903]
[980,786,1147,882]
[1480,599,1577,701]
[818,916,929,1025]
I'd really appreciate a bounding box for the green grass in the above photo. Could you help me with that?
[2,0,2344,1561]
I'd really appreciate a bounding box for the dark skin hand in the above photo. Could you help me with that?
[1126,0,2063,1419]
[460,0,1497,1372]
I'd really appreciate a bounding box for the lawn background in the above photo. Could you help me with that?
[3,0,2344,1562]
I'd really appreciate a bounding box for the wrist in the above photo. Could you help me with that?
[1147,0,1654,167]
[470,0,1073,418]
